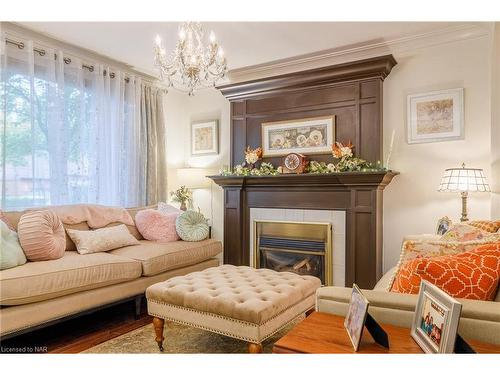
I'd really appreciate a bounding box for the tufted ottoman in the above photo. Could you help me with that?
[146,265,321,353]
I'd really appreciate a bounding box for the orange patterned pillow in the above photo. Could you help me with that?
[468,220,500,233]
[391,243,500,301]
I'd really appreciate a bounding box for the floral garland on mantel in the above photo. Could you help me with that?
[219,142,386,177]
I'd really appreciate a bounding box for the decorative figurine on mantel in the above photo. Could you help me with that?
[244,146,263,169]
[170,185,193,211]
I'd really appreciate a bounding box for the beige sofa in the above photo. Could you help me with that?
[0,205,222,339]
[316,267,500,346]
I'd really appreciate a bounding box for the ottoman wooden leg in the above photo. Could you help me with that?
[153,317,165,352]
[248,342,263,354]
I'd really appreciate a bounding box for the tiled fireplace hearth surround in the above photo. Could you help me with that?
[250,208,346,286]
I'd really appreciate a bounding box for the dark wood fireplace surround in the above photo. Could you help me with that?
[211,55,398,289]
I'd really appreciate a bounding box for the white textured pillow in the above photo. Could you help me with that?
[66,224,140,255]
[157,202,182,215]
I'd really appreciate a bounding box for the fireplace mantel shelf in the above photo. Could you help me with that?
[209,171,399,189]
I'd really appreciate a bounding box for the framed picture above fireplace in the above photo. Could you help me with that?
[261,116,335,157]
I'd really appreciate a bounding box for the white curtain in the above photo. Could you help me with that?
[0,33,155,210]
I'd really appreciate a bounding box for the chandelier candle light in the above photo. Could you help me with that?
[154,22,228,95]
[438,163,490,222]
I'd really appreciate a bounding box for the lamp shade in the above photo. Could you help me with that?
[438,164,490,193]
[176,168,211,189]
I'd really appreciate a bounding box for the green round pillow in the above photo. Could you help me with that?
[175,210,209,242]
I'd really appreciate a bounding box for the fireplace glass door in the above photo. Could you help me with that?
[254,221,332,285]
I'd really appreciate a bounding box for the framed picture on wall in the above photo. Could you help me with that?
[261,115,335,157]
[191,120,219,156]
[407,88,464,144]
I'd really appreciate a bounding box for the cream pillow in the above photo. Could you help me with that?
[66,224,140,255]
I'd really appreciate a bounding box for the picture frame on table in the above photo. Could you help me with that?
[191,120,219,156]
[436,216,452,235]
[261,115,335,157]
[411,280,462,353]
[344,284,370,351]
[407,88,464,144]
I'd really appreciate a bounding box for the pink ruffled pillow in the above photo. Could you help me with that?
[135,209,180,242]
[17,210,66,261]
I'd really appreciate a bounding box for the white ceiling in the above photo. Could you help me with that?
[18,22,460,76]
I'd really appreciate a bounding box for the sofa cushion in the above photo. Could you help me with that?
[391,244,500,301]
[468,220,500,234]
[387,234,500,291]
[176,210,209,242]
[18,210,66,261]
[66,224,140,254]
[135,209,180,243]
[110,239,222,276]
[0,221,27,270]
[440,223,489,242]
[0,251,142,305]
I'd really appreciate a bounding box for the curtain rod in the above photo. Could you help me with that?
[5,38,131,83]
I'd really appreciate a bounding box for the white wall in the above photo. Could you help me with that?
[164,89,230,245]
[163,34,495,273]
[383,36,492,270]
[491,23,500,218]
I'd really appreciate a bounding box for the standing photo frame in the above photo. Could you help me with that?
[191,120,219,156]
[407,88,464,144]
[436,216,452,235]
[411,280,462,353]
[344,284,370,351]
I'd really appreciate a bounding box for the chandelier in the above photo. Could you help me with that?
[153,22,228,95]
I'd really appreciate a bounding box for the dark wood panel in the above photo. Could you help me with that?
[231,118,247,166]
[354,212,374,288]
[245,84,356,114]
[247,190,351,210]
[224,207,241,264]
[360,80,378,99]
[360,101,381,162]
[232,101,245,116]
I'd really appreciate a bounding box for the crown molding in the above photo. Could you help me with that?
[228,23,491,83]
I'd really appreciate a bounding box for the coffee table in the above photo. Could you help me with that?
[273,312,500,354]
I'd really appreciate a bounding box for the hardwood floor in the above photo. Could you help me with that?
[0,299,152,354]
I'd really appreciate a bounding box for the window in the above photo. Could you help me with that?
[1,36,147,210]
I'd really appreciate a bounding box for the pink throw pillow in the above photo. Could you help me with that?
[17,210,66,261]
[135,209,180,242]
